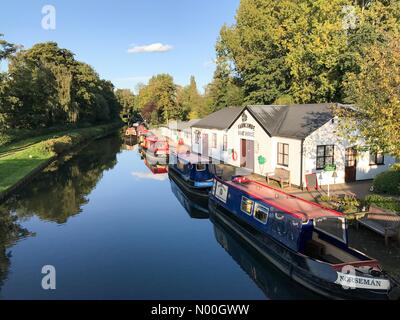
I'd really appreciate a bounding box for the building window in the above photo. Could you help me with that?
[277,143,289,167]
[316,145,334,170]
[223,135,228,151]
[370,152,385,166]
[241,197,254,216]
[212,133,217,148]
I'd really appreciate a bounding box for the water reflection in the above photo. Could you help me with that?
[169,175,209,220]
[211,214,318,299]
[2,132,397,299]
[0,208,33,289]
[5,134,121,224]
[168,171,318,299]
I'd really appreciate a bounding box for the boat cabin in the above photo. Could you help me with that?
[212,176,380,270]
[170,152,214,188]
[147,137,169,156]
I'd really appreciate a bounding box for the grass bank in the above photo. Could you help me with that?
[0,122,122,200]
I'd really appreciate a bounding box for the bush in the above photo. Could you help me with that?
[319,195,360,213]
[365,194,400,212]
[43,136,74,155]
[373,167,400,196]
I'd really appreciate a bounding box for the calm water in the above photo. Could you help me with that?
[0,133,398,300]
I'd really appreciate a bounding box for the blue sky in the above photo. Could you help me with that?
[1,0,239,93]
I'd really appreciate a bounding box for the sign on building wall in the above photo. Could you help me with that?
[238,113,255,138]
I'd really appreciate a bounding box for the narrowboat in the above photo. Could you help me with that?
[143,157,169,175]
[209,175,400,300]
[168,152,214,197]
[211,214,319,299]
[145,136,169,163]
[169,174,209,219]
[139,131,153,148]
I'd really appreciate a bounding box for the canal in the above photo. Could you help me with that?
[0,133,399,300]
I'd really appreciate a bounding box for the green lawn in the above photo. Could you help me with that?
[0,142,54,193]
[0,123,120,194]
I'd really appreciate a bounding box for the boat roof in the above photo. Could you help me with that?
[175,152,211,164]
[224,179,343,221]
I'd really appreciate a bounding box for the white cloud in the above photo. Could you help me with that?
[131,171,168,181]
[127,43,173,54]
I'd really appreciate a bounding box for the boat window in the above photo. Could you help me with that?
[241,197,254,216]
[254,203,269,224]
[196,164,206,172]
[314,217,347,243]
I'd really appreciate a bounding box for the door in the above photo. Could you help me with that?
[202,134,209,157]
[240,139,247,168]
[345,147,357,183]
[240,139,254,171]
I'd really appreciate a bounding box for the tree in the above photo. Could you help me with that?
[1,41,120,129]
[177,76,209,119]
[336,34,400,158]
[0,34,18,62]
[137,74,184,124]
[215,0,400,105]
[115,89,136,119]
[206,52,244,112]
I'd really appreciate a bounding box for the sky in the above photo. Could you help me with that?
[0,0,240,93]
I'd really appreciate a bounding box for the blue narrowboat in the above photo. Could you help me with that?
[168,152,214,196]
[209,175,400,300]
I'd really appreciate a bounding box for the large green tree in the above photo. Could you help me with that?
[1,41,120,129]
[337,34,400,158]
[115,89,136,119]
[177,76,209,119]
[215,0,400,105]
[137,74,184,124]
[205,53,244,111]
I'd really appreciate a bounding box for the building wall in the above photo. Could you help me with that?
[191,127,227,163]
[227,109,273,175]
[271,137,303,186]
[191,111,397,187]
[303,119,396,186]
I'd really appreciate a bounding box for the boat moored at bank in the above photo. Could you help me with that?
[168,152,214,197]
[209,174,400,300]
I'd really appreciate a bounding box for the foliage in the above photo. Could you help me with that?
[0,34,18,61]
[0,41,121,130]
[115,89,136,120]
[177,76,209,119]
[320,194,360,213]
[205,53,244,111]
[373,165,400,196]
[337,34,400,158]
[365,194,400,212]
[137,74,183,125]
[212,0,400,108]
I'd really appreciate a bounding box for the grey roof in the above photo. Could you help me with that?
[192,107,244,130]
[176,119,200,130]
[246,104,336,139]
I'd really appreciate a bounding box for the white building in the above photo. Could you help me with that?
[191,104,396,187]
[159,119,200,147]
